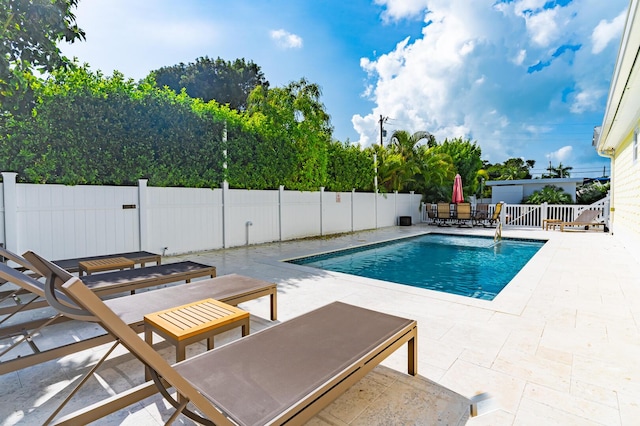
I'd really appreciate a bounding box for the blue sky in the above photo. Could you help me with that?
[60,0,629,178]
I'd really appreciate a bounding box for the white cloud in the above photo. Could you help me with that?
[270,29,303,49]
[592,11,626,54]
[523,8,560,47]
[374,0,429,21]
[570,88,605,113]
[513,49,527,65]
[352,0,625,170]
[548,146,573,162]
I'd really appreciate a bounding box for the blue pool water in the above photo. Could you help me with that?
[288,234,545,300]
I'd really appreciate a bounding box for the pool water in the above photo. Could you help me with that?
[288,234,545,300]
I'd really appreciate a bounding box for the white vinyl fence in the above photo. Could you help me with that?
[0,173,422,259]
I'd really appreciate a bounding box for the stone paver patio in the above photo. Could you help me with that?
[1,224,639,425]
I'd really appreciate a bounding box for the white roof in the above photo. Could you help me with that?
[486,178,584,186]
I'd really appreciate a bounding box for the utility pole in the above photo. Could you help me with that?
[378,115,388,146]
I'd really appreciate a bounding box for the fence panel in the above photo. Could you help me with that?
[352,192,376,231]
[395,193,421,225]
[322,190,352,234]
[280,190,321,240]
[504,204,542,227]
[376,193,398,227]
[146,187,222,255]
[15,184,139,259]
[225,189,279,247]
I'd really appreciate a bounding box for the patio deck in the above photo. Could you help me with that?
[1,225,639,425]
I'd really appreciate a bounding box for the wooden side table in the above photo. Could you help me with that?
[78,257,135,276]
[144,298,249,379]
[542,219,563,230]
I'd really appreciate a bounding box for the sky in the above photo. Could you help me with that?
[59,0,629,178]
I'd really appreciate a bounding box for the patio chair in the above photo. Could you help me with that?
[0,256,277,376]
[426,204,438,225]
[472,203,489,226]
[436,202,453,226]
[455,202,473,227]
[46,269,417,425]
[559,209,604,232]
[484,203,503,228]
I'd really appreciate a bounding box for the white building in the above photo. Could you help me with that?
[486,178,584,204]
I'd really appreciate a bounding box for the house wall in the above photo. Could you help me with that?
[491,182,577,204]
[491,185,523,204]
[611,129,640,242]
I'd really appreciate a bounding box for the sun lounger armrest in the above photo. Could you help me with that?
[24,251,98,321]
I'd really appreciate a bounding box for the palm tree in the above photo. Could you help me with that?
[414,144,455,202]
[543,162,573,178]
[376,130,433,192]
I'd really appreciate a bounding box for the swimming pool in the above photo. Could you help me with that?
[287,234,545,300]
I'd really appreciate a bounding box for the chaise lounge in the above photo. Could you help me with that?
[27,244,416,425]
[0,255,277,375]
[0,247,216,316]
[559,209,605,232]
[52,251,162,273]
[48,271,417,425]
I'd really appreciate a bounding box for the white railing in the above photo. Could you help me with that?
[421,195,610,229]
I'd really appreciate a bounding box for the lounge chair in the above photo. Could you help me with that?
[436,202,453,226]
[0,257,277,375]
[52,251,161,273]
[455,202,473,227]
[48,251,213,296]
[0,248,216,317]
[559,209,604,232]
[484,203,503,228]
[46,268,417,425]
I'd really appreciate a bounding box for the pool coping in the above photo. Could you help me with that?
[273,228,551,316]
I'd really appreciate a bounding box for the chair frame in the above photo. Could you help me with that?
[0,255,276,375]
[49,274,417,425]
[454,202,473,227]
[483,203,503,228]
[559,209,604,232]
[472,203,489,226]
[0,248,216,317]
[436,202,453,226]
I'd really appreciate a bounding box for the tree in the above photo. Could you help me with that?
[433,137,483,197]
[247,78,332,190]
[414,144,456,202]
[486,158,535,180]
[1,0,85,111]
[325,140,374,192]
[542,162,573,178]
[576,180,609,204]
[378,130,432,192]
[150,56,269,111]
[523,185,573,204]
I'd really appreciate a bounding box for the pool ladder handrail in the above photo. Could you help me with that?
[494,221,502,242]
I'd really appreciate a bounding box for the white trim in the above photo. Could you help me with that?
[634,127,639,164]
